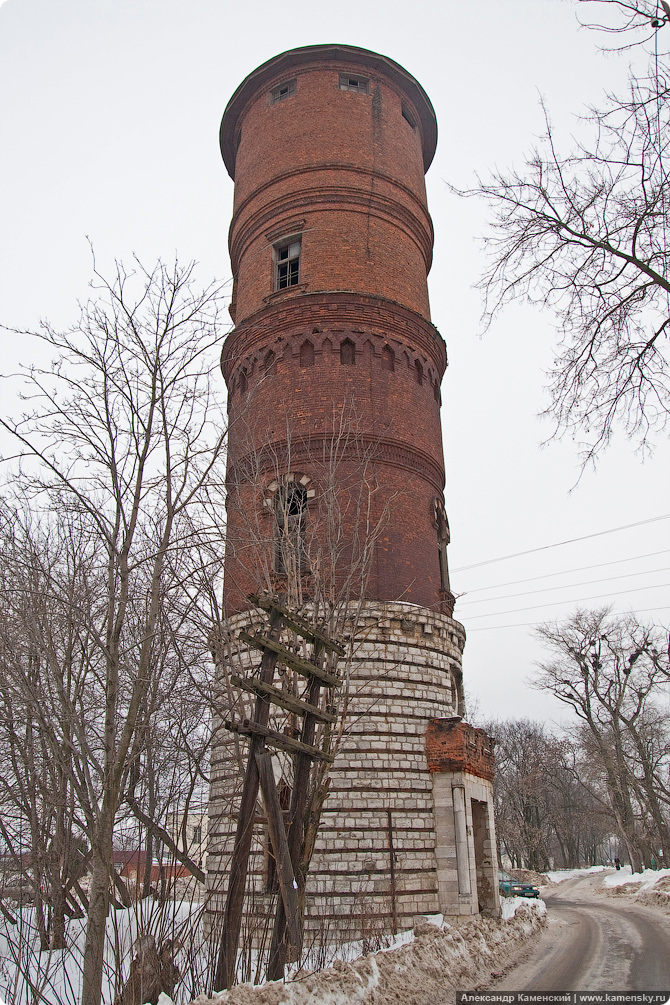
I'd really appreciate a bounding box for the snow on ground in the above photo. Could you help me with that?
[500,897,546,922]
[545,865,605,884]
[191,903,546,1005]
[602,866,670,890]
[0,896,208,1005]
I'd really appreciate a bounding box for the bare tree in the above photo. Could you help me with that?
[210,404,395,981]
[488,717,616,871]
[576,0,670,48]
[460,57,670,461]
[534,607,670,871]
[0,256,228,1005]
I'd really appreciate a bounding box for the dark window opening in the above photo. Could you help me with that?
[263,350,276,373]
[238,368,248,394]
[415,360,424,385]
[270,78,297,104]
[340,339,356,365]
[192,825,202,844]
[382,345,395,372]
[274,482,308,575]
[275,239,301,290]
[339,74,369,94]
[434,498,451,594]
[300,340,314,367]
[401,104,417,130]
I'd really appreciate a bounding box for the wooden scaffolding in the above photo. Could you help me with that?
[214,594,345,989]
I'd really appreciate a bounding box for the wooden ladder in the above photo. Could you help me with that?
[214,594,345,989]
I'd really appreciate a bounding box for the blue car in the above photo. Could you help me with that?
[498,870,540,898]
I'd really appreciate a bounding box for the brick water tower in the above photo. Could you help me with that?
[208,44,499,962]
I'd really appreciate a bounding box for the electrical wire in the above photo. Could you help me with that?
[466,604,670,633]
[457,565,670,607]
[451,514,670,573]
[462,579,669,621]
[452,548,670,595]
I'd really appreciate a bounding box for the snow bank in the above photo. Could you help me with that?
[602,866,670,890]
[191,905,546,1005]
[500,897,546,922]
[545,865,605,884]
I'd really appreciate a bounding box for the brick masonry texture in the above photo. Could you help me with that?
[207,44,497,946]
[219,56,451,615]
[425,719,496,782]
[206,600,466,939]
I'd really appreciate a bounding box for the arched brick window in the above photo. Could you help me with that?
[263,349,276,374]
[238,368,248,394]
[267,475,314,575]
[340,338,356,365]
[300,340,315,367]
[415,360,424,385]
[382,345,395,372]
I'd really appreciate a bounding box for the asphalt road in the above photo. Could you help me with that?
[482,872,670,995]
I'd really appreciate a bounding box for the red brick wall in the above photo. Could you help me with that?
[219,47,453,618]
[223,53,435,324]
[425,720,495,782]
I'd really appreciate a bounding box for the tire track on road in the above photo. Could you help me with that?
[481,874,670,994]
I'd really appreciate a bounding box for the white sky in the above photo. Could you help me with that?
[0,0,668,727]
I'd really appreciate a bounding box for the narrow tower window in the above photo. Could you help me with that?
[339,74,369,94]
[270,78,297,104]
[300,340,315,367]
[401,103,417,130]
[238,368,248,394]
[340,339,356,365]
[274,482,308,575]
[381,345,395,372]
[415,360,424,385]
[275,239,301,290]
[433,498,451,594]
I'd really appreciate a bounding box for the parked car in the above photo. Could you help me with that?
[498,870,540,898]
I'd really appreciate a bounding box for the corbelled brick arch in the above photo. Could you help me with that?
[208,44,499,958]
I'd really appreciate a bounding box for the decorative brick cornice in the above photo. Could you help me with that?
[425,719,495,782]
[227,434,445,494]
[220,291,447,378]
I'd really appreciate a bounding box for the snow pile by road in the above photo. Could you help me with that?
[500,897,546,922]
[191,903,546,1005]
[602,866,670,890]
[545,865,605,884]
[600,866,670,912]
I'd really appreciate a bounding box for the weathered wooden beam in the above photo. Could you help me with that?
[231,674,337,723]
[248,594,346,656]
[267,642,326,982]
[238,631,340,687]
[225,718,335,763]
[214,608,283,991]
[254,750,302,962]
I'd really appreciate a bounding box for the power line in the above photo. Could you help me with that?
[451,514,670,573]
[457,565,670,607]
[461,579,669,621]
[466,604,670,633]
[453,548,670,595]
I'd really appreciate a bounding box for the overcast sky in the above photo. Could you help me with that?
[1,0,668,726]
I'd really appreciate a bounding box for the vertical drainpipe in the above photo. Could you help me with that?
[452,785,471,897]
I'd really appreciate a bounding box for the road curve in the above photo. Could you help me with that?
[481,872,670,995]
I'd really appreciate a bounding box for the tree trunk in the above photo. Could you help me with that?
[81,809,114,1005]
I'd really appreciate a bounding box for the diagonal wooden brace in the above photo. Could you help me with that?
[254,749,302,962]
